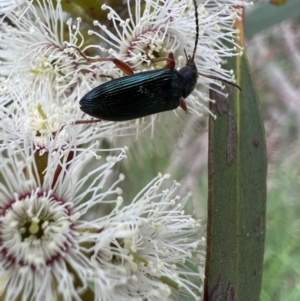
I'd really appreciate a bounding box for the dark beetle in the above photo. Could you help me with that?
[76,0,200,122]
[80,60,198,121]
[78,0,239,123]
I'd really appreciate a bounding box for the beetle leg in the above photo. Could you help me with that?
[109,59,134,75]
[179,97,188,112]
[145,45,175,69]
[74,119,102,125]
[99,74,114,80]
[53,119,102,138]
[68,46,134,75]
[85,57,134,76]
[85,56,134,76]
[68,46,90,60]
[87,58,134,75]
[164,53,175,69]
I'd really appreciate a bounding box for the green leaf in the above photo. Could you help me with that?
[204,54,267,301]
[245,0,300,38]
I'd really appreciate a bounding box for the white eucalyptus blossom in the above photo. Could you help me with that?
[0,142,126,301]
[0,78,135,154]
[0,143,204,301]
[0,0,139,150]
[103,173,206,300]
[0,0,91,98]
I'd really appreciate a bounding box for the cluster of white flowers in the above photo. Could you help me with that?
[0,143,205,301]
[0,0,245,300]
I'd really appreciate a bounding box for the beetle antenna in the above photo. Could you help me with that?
[191,0,199,61]
[184,49,188,60]
[199,72,242,91]
[191,0,242,91]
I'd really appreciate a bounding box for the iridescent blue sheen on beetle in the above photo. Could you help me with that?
[80,69,182,121]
